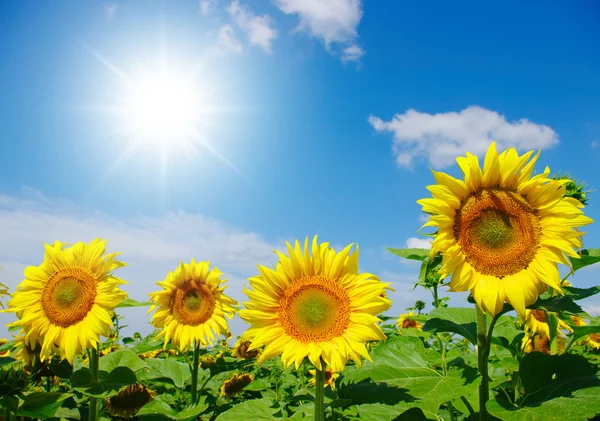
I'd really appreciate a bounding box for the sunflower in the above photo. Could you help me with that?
[522,332,566,355]
[524,309,570,338]
[12,333,46,368]
[105,384,156,418]
[586,333,600,351]
[220,373,254,397]
[397,311,423,330]
[148,260,237,352]
[309,367,339,390]
[7,239,128,363]
[0,339,9,357]
[232,338,261,360]
[239,236,392,373]
[418,142,593,317]
[200,354,217,369]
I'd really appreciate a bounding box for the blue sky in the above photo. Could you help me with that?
[1,0,600,338]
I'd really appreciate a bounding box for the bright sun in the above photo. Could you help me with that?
[124,69,200,146]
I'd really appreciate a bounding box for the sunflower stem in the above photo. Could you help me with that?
[476,306,489,421]
[191,342,201,405]
[88,346,100,421]
[314,367,325,421]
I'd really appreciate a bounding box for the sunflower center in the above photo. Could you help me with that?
[41,267,97,327]
[531,310,547,323]
[279,276,350,343]
[589,333,600,342]
[454,189,541,277]
[402,319,418,329]
[171,282,216,326]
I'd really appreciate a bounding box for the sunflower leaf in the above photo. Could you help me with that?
[70,367,137,398]
[16,392,73,419]
[116,298,154,308]
[356,404,437,421]
[339,337,480,413]
[422,307,478,345]
[570,325,600,343]
[563,285,600,301]
[570,249,600,272]
[137,358,191,389]
[386,248,429,261]
[99,349,147,373]
[214,397,279,421]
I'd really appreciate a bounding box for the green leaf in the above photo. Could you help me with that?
[99,349,147,373]
[563,285,600,300]
[570,249,600,272]
[138,358,191,389]
[487,386,600,421]
[214,398,279,421]
[570,325,600,343]
[16,392,73,419]
[176,403,210,421]
[116,298,154,308]
[243,378,271,391]
[70,367,137,398]
[356,404,436,420]
[529,294,584,315]
[386,248,429,261]
[422,307,478,345]
[339,337,480,414]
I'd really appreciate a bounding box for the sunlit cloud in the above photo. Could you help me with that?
[227,0,278,53]
[369,106,559,168]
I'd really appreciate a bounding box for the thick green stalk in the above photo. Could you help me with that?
[191,343,201,405]
[89,347,100,421]
[476,306,489,421]
[314,367,325,421]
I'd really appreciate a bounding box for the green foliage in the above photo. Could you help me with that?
[387,248,430,261]
[569,248,600,272]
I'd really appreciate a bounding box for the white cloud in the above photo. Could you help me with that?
[105,4,117,19]
[227,0,278,53]
[275,0,364,63]
[341,44,364,63]
[215,24,243,55]
[405,237,431,249]
[368,106,559,169]
[0,189,278,339]
[199,0,217,14]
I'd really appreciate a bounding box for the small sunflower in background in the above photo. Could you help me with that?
[7,239,128,363]
[418,142,592,317]
[232,338,261,360]
[0,339,9,357]
[309,367,339,390]
[397,311,423,330]
[105,384,156,418]
[586,333,600,351]
[220,373,254,398]
[239,236,392,372]
[148,260,237,352]
[13,333,46,369]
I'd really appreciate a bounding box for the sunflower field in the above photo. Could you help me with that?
[1,143,600,421]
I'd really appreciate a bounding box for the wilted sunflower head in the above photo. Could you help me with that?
[0,365,29,395]
[232,338,261,360]
[239,236,393,372]
[418,142,593,317]
[220,373,254,398]
[524,309,571,338]
[522,332,566,355]
[105,384,156,418]
[7,239,128,363]
[308,367,339,390]
[148,260,238,352]
[397,312,423,330]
